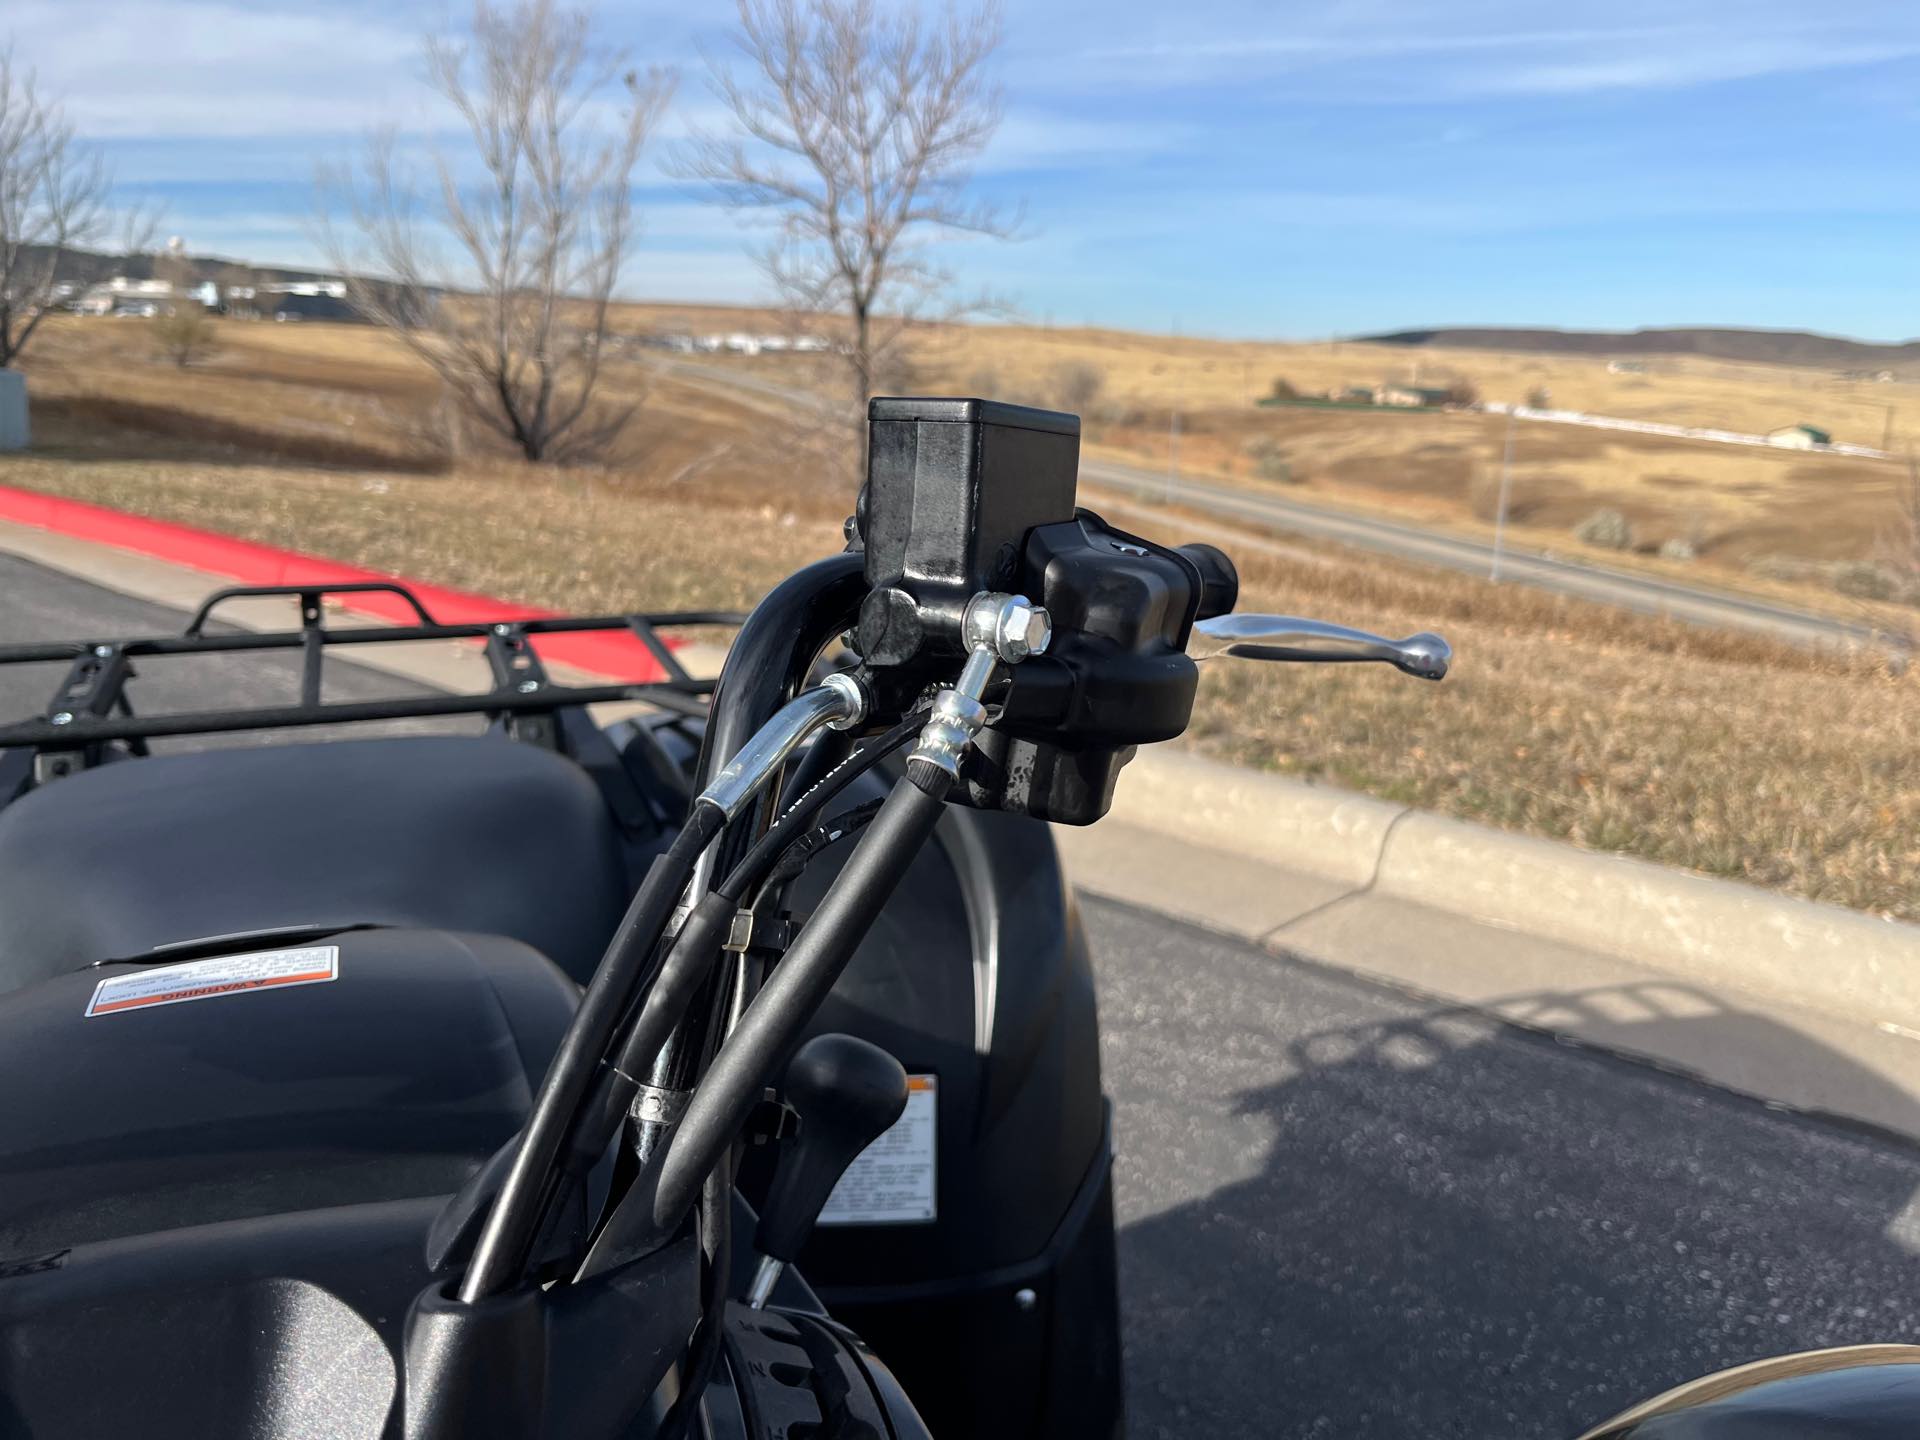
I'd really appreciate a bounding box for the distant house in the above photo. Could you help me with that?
[1335,385,1376,404]
[1766,423,1832,449]
[1377,384,1456,408]
[649,330,829,355]
[74,274,216,317]
[75,276,173,315]
[1605,359,1647,374]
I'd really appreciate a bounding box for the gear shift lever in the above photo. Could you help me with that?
[746,1033,910,1309]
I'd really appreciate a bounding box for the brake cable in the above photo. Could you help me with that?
[557,714,926,1228]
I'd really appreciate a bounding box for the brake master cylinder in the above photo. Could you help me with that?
[850,397,1209,825]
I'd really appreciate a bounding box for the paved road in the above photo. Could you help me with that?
[9,556,1920,1436]
[1083,454,1890,650]
[1090,895,1920,1437]
[658,358,1891,652]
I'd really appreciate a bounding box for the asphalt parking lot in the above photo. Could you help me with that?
[1094,897,1920,1436]
[8,551,1920,1437]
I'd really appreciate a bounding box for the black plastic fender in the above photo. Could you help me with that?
[1578,1345,1920,1437]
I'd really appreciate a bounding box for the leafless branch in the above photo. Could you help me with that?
[319,1,672,463]
[676,0,1014,419]
[0,48,121,367]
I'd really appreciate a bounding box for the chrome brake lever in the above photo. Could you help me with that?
[1189,614,1451,681]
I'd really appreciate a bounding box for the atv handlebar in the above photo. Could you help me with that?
[432,397,1454,1438]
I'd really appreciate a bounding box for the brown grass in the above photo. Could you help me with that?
[5,314,1916,920]
[669,313,1920,621]
[1101,497,1920,920]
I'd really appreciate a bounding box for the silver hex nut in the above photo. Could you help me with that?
[997,597,1051,661]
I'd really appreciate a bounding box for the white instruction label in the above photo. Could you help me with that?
[85,945,340,1018]
[816,1073,938,1226]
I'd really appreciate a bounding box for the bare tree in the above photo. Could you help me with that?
[679,0,1013,412]
[323,2,672,462]
[152,301,217,369]
[0,50,113,368]
[1049,360,1103,416]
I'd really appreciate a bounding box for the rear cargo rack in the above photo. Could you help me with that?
[0,580,743,756]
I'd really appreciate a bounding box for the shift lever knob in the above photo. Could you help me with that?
[748,1033,909,1307]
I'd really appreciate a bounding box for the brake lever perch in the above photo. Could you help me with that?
[1189,614,1451,681]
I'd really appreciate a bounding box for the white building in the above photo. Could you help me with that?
[1766,423,1832,450]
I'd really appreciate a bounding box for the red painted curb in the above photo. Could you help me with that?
[0,482,669,682]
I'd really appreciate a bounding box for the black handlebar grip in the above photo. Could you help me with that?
[755,1033,909,1264]
[1178,543,1239,621]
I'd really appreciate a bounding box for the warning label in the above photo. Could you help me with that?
[817,1073,938,1226]
[85,945,340,1018]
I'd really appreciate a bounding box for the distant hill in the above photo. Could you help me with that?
[25,242,337,288]
[1353,326,1920,371]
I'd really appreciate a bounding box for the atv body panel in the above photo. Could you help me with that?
[0,722,1120,1439]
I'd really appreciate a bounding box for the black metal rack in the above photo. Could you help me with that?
[0,581,744,754]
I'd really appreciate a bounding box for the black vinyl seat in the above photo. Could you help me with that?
[0,734,634,993]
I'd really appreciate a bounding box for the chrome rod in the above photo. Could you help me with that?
[697,672,868,821]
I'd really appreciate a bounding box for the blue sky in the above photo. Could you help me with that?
[7,1,1919,340]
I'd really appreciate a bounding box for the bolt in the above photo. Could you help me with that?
[997,598,1051,662]
[516,679,539,693]
[493,623,512,636]
[93,644,113,658]
[1013,1287,1037,1312]
[962,592,1054,664]
[50,711,73,726]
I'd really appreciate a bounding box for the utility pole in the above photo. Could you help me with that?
[1166,410,1180,505]
[1490,406,1517,583]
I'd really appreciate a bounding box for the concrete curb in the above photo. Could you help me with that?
[1108,747,1920,1034]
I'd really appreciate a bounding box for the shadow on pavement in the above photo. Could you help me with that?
[1112,972,1920,1439]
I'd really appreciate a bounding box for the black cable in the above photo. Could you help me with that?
[648,768,955,1239]
[567,720,923,1180]
[459,798,727,1303]
[749,798,884,910]
[630,799,888,1432]
[717,709,926,902]
[655,1158,733,1440]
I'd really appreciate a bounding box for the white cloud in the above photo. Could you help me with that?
[979,110,1199,171]
[1082,25,1698,66]
[1490,39,1920,94]
[1049,5,1920,98]
[8,0,438,137]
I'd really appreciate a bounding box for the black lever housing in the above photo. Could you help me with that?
[962,510,1206,824]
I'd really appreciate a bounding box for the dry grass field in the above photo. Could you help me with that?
[672,312,1920,612]
[2,313,1915,921]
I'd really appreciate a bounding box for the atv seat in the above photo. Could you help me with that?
[0,734,636,994]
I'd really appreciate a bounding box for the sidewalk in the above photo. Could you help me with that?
[1058,814,1920,1143]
